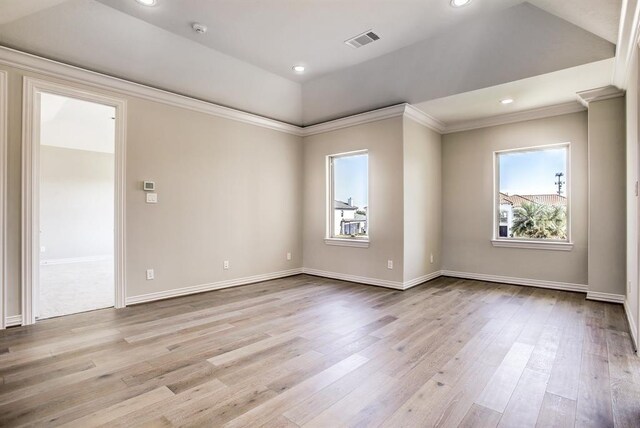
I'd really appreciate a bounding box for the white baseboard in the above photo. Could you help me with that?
[440,270,588,293]
[40,255,113,265]
[301,268,404,290]
[624,300,639,353]
[6,264,625,330]
[5,315,22,327]
[403,271,443,289]
[301,268,443,290]
[126,268,303,305]
[586,291,626,304]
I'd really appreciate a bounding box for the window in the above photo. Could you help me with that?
[494,144,571,249]
[326,151,368,247]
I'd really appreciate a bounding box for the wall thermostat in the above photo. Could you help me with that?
[143,181,155,191]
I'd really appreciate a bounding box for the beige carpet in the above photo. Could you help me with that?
[39,259,114,319]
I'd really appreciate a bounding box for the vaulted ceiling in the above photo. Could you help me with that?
[0,0,622,126]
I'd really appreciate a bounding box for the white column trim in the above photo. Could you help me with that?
[0,70,6,329]
[576,85,626,107]
[21,77,127,325]
[613,0,640,88]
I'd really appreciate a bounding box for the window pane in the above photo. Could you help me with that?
[332,153,368,238]
[498,147,568,240]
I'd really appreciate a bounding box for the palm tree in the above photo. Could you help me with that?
[511,202,542,238]
[511,202,567,239]
[545,205,567,239]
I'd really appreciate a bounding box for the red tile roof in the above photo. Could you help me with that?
[500,193,566,207]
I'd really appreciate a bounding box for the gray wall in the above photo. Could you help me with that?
[40,146,114,261]
[588,97,627,295]
[0,61,631,320]
[126,98,303,297]
[442,112,589,285]
[626,47,639,344]
[2,64,303,316]
[302,118,405,283]
[403,117,442,282]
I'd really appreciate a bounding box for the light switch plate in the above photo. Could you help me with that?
[146,193,158,204]
[143,181,155,191]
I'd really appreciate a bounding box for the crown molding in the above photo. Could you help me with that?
[0,47,601,139]
[301,104,407,136]
[613,0,640,89]
[576,85,626,107]
[301,103,445,137]
[442,101,586,134]
[403,104,446,133]
[0,46,304,136]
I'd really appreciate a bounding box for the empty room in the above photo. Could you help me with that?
[0,0,639,427]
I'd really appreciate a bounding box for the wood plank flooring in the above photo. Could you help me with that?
[0,274,638,427]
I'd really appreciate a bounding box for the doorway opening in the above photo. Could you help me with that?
[38,93,116,318]
[22,78,126,324]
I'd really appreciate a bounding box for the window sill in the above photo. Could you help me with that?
[491,239,573,251]
[324,238,370,248]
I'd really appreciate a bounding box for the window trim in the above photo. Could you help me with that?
[326,149,369,247]
[492,143,572,250]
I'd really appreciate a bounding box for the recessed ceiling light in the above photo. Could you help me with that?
[135,0,156,6]
[292,65,305,73]
[450,0,471,7]
[500,98,515,105]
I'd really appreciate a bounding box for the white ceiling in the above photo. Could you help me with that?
[414,58,614,127]
[0,0,303,124]
[96,0,525,82]
[302,3,615,124]
[0,0,68,25]
[0,0,623,127]
[529,0,622,44]
[40,92,116,154]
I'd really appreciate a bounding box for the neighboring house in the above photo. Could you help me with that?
[334,197,367,236]
[499,193,567,237]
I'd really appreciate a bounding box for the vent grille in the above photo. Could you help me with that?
[345,30,380,48]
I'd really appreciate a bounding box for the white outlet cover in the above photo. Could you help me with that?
[146,193,158,204]
[146,269,154,280]
[223,261,229,269]
[387,260,393,269]
[287,252,292,260]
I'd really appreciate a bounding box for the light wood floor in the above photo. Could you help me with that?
[0,275,639,427]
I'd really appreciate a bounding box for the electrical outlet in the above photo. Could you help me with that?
[430,253,434,264]
[223,260,229,270]
[287,252,292,261]
[146,193,158,204]
[387,260,393,270]
[146,269,154,280]
[40,246,46,253]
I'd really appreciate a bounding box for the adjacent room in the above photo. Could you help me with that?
[0,0,638,426]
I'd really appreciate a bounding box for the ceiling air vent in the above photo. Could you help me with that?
[345,30,380,48]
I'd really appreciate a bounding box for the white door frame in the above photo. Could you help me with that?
[0,71,7,329]
[21,77,127,325]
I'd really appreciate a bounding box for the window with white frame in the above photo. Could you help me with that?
[327,151,368,241]
[495,144,569,242]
